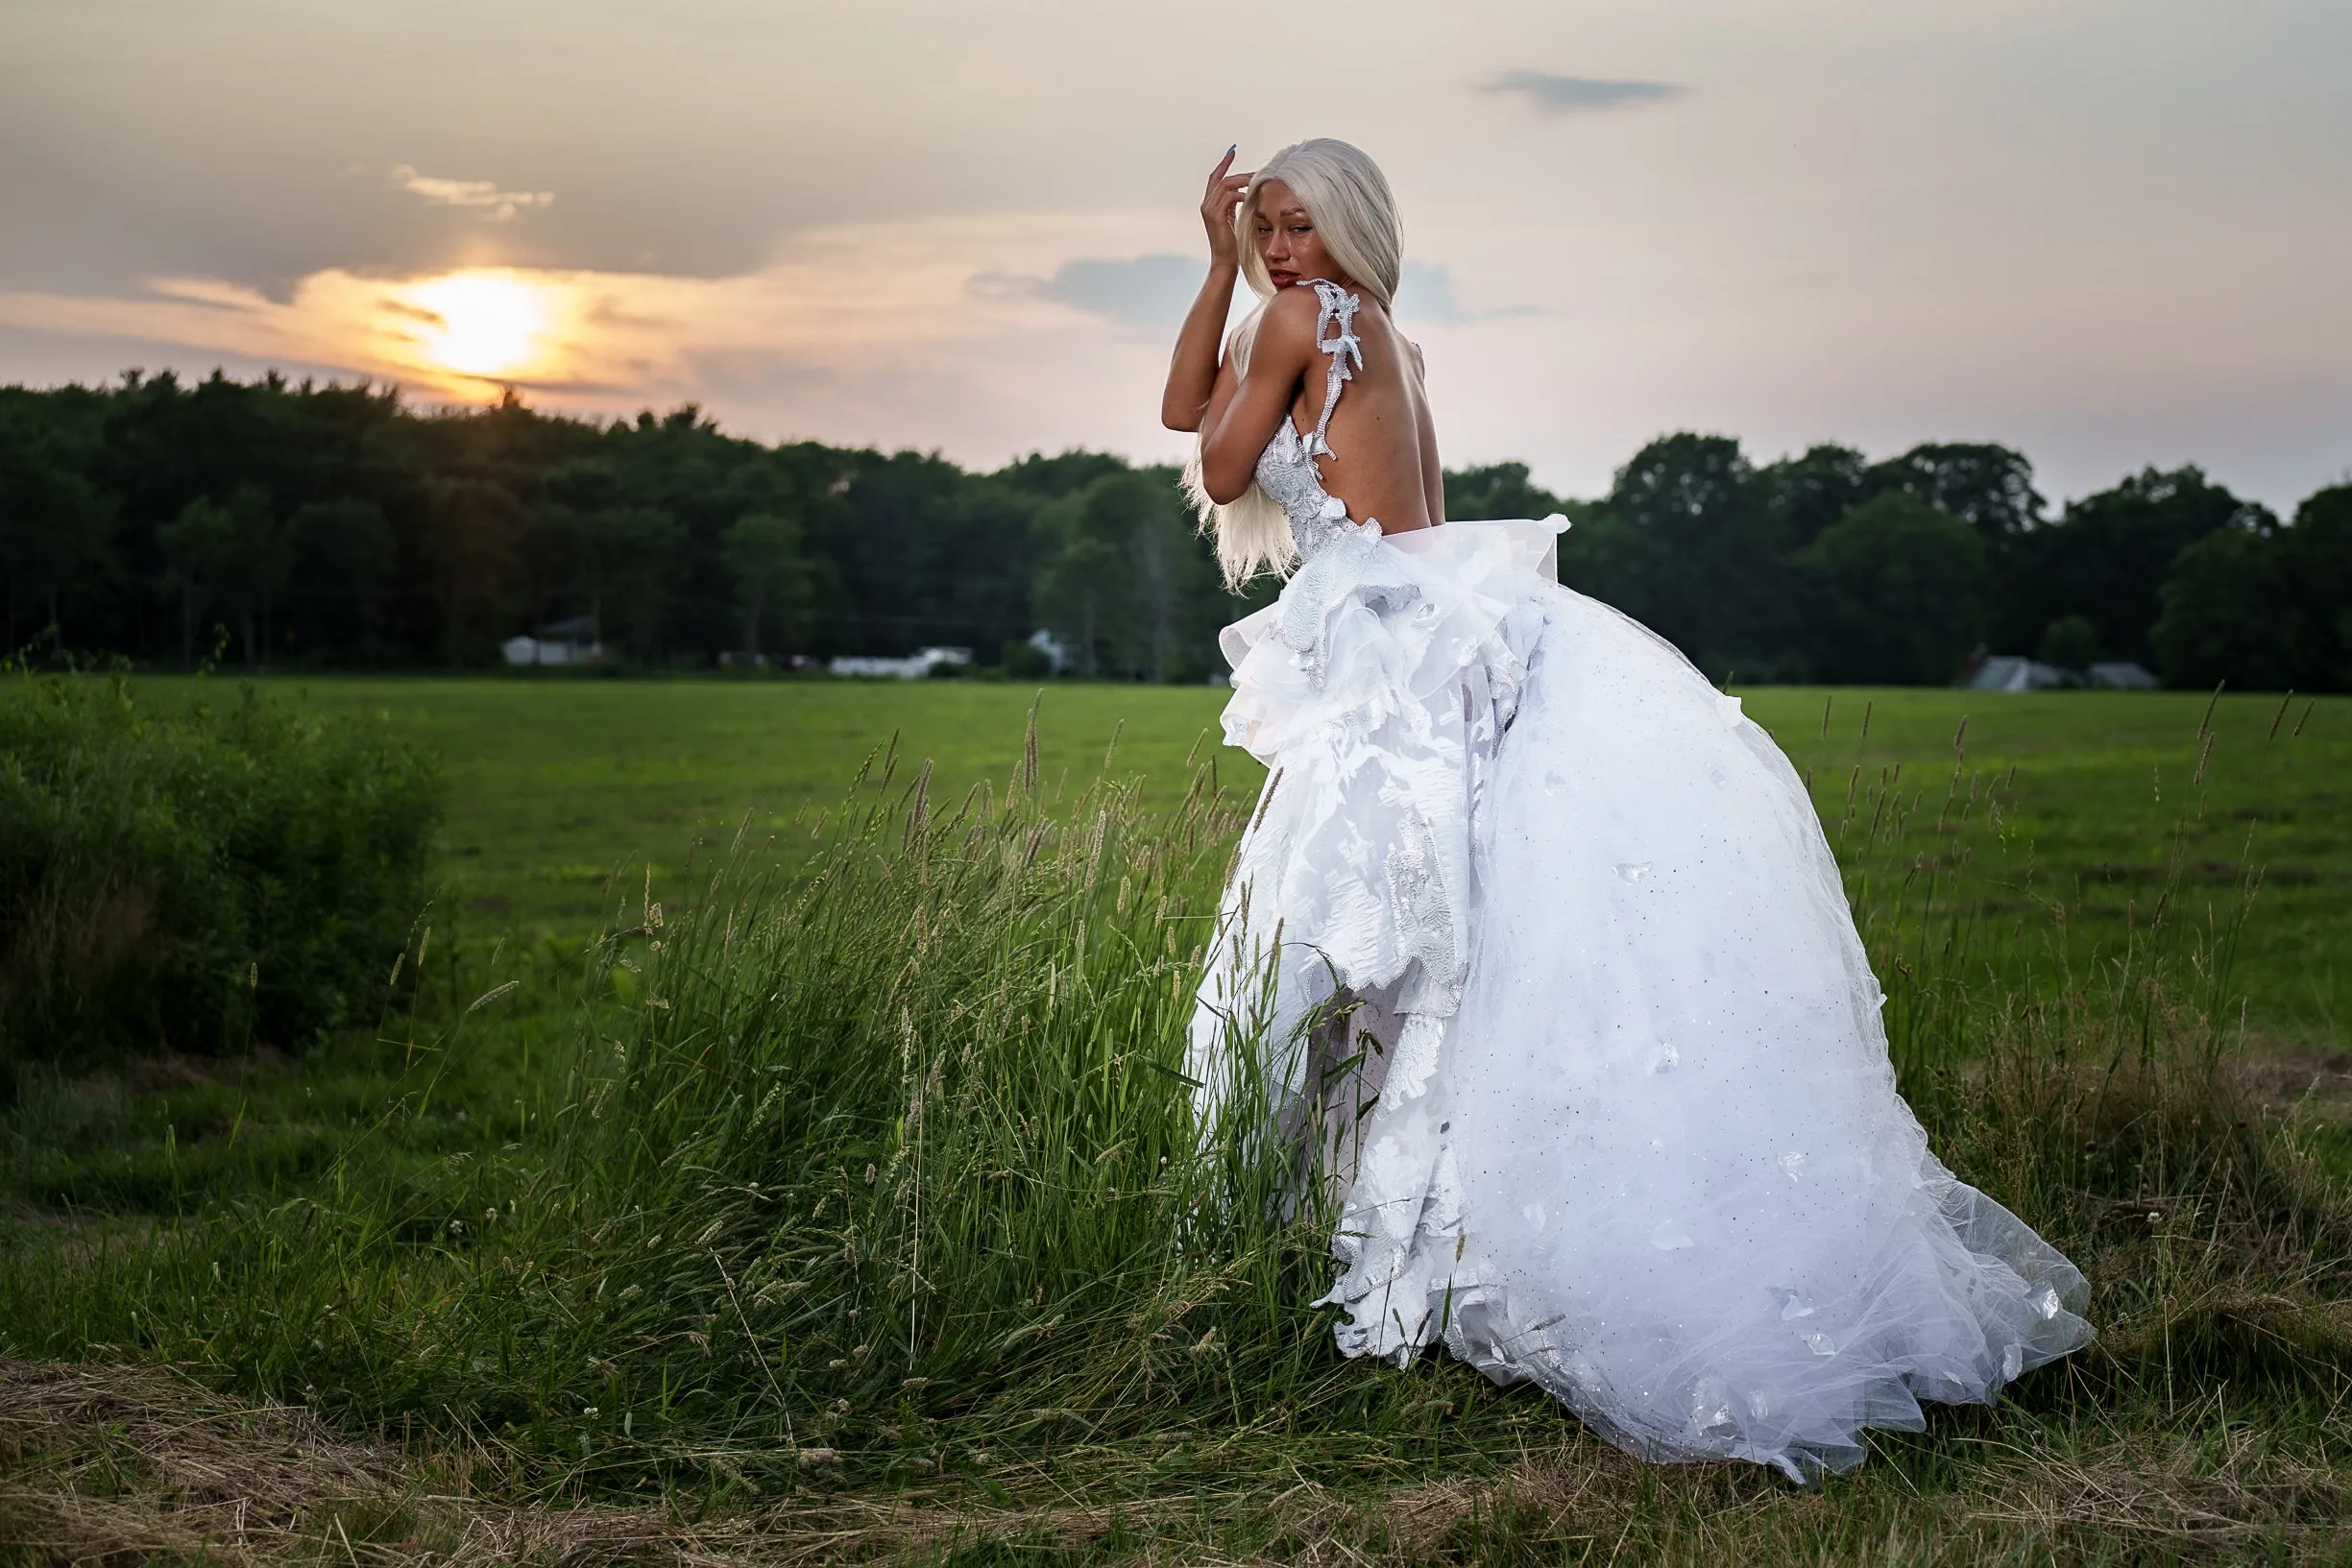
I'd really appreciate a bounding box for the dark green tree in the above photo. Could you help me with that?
[2150,525,2290,690]
[2036,614,2098,675]
[1998,466,2264,664]
[423,476,527,666]
[812,449,1031,659]
[0,415,115,651]
[157,483,290,668]
[1445,462,1567,522]
[1553,508,1650,617]
[720,511,812,657]
[1031,469,1219,681]
[1796,492,1988,685]
[288,497,396,666]
[1605,433,1789,678]
[599,507,683,662]
[1868,443,2044,543]
[2277,485,2352,691]
[1755,444,1873,553]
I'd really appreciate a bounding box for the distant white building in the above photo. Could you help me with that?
[501,615,600,667]
[2088,661,2160,689]
[1967,656,2069,692]
[1965,655,2160,692]
[829,645,974,679]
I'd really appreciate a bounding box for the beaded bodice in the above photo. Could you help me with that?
[1255,278,1382,564]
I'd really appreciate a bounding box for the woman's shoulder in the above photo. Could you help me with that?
[1263,283,1325,331]
[1250,286,1323,367]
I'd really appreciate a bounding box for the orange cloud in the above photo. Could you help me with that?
[0,217,1158,405]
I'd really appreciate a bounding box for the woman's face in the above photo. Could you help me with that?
[1251,179,1346,291]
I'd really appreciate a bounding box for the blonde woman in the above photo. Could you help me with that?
[1165,138,2090,1482]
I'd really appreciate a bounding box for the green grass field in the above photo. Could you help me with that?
[126,675,2352,1046]
[6,675,2352,1565]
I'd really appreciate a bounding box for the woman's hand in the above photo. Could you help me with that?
[1200,147,1251,269]
[1163,146,1253,432]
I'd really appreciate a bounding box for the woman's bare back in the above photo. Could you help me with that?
[1285,288,1443,534]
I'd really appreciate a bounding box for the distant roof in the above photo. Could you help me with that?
[1966,656,2069,692]
[1966,656,2162,692]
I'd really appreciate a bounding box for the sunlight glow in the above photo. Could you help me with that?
[400,272,553,379]
[0,216,1170,425]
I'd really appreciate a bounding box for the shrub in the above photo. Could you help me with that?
[2035,613,2098,674]
[0,672,440,1073]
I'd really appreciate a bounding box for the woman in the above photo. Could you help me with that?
[1165,138,2091,1482]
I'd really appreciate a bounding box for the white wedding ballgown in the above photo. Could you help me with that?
[1188,280,2093,1481]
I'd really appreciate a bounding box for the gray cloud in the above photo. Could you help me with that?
[982,254,1535,333]
[972,254,1200,330]
[1483,70,1685,113]
[1395,262,1539,326]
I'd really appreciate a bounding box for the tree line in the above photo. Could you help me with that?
[1537,436,2350,690]
[0,369,2343,689]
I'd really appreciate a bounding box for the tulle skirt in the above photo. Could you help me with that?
[1188,518,2092,1481]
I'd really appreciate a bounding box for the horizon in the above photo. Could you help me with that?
[5,0,2348,512]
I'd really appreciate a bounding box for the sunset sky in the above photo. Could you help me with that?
[4,0,2347,508]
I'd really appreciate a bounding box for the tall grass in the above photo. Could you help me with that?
[5,703,2350,1539]
[3,720,1467,1494]
[516,726,1361,1485]
[1829,710,2255,1086]
[0,669,440,1077]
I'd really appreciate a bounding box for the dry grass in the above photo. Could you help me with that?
[0,1358,1036,1565]
[7,1359,2351,1566]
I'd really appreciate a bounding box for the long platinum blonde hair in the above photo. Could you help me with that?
[1181,138,1404,589]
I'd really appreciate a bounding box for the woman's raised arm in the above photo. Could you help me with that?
[1197,286,1315,504]
[1160,148,1251,432]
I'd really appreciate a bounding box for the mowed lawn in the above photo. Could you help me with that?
[144,675,2351,1046]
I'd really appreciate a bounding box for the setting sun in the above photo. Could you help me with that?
[400,272,551,379]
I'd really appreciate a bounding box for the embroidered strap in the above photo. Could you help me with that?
[1303,279,1363,460]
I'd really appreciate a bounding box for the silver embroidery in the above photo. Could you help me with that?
[1302,281,1362,460]
[1253,279,1377,567]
